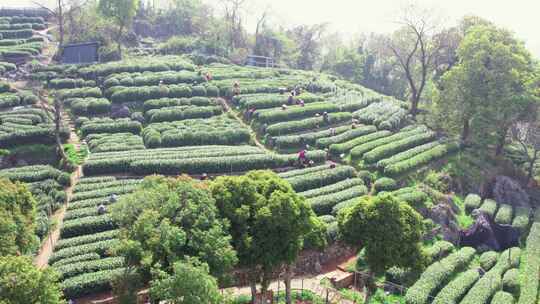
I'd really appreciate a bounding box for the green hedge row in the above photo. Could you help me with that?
[354,101,408,130]
[143,96,215,111]
[285,165,356,192]
[109,84,213,103]
[424,240,455,264]
[254,102,341,124]
[309,185,368,215]
[80,118,142,137]
[0,23,32,30]
[56,87,102,100]
[70,98,110,116]
[86,133,145,153]
[431,269,480,304]
[73,179,141,193]
[51,253,101,267]
[61,267,125,299]
[5,16,45,24]
[265,112,352,136]
[329,130,390,155]
[130,151,326,176]
[68,197,119,211]
[63,206,107,221]
[49,239,119,264]
[49,78,96,89]
[494,204,513,225]
[502,268,519,296]
[299,178,364,199]
[145,105,222,123]
[0,165,70,186]
[373,177,398,192]
[0,92,38,109]
[0,61,16,74]
[350,126,427,159]
[77,57,195,78]
[61,214,117,238]
[55,229,119,251]
[460,247,521,304]
[384,143,459,175]
[103,70,203,88]
[71,184,139,202]
[331,197,358,215]
[273,125,351,150]
[237,92,323,109]
[0,125,69,148]
[77,176,117,185]
[362,131,436,163]
[55,256,124,281]
[277,164,331,178]
[492,291,514,304]
[316,126,377,148]
[404,247,476,304]
[0,28,33,39]
[518,222,540,304]
[479,251,499,271]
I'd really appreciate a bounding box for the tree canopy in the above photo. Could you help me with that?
[111,175,237,281]
[0,178,38,256]
[0,255,65,304]
[210,170,326,302]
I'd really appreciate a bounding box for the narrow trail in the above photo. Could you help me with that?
[219,98,269,152]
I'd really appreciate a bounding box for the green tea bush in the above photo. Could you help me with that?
[464,193,482,213]
[86,133,145,152]
[373,177,397,192]
[494,204,513,225]
[55,230,119,251]
[315,126,377,148]
[145,105,222,123]
[51,253,101,267]
[61,267,125,298]
[478,198,499,218]
[384,143,459,175]
[479,251,499,271]
[309,185,368,215]
[254,102,340,124]
[491,291,514,304]
[55,256,124,281]
[49,239,119,264]
[70,98,111,116]
[0,29,33,39]
[265,112,352,136]
[57,87,102,100]
[273,125,350,150]
[299,178,364,199]
[376,141,440,169]
[350,126,427,159]
[285,165,356,192]
[363,131,436,163]
[80,118,142,137]
[431,269,480,304]
[142,97,214,111]
[61,214,116,238]
[405,247,476,304]
[518,222,540,304]
[511,206,530,232]
[329,130,391,155]
[502,268,519,295]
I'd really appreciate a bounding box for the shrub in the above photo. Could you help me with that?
[86,133,145,152]
[384,143,459,175]
[142,97,214,111]
[265,112,352,136]
[51,253,101,267]
[277,165,331,178]
[285,166,356,192]
[479,251,499,271]
[511,206,530,232]
[54,256,124,281]
[518,222,540,304]
[491,291,514,304]
[61,268,125,299]
[49,78,87,89]
[350,126,427,159]
[502,268,519,295]
[494,204,513,225]
[61,215,117,238]
[329,130,391,155]
[299,178,364,199]
[363,132,436,163]
[331,197,359,215]
[315,126,377,148]
[254,102,340,124]
[57,87,102,100]
[317,215,336,224]
[145,105,222,123]
[0,29,33,39]
[373,177,397,192]
[49,239,119,264]
[424,240,454,263]
[309,185,368,215]
[431,269,480,304]
[70,98,111,116]
[464,194,482,213]
[80,118,142,137]
[376,141,440,169]
[274,125,350,150]
[55,229,120,251]
[478,198,498,218]
[404,247,476,304]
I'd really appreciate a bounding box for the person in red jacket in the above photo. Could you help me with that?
[298,149,307,167]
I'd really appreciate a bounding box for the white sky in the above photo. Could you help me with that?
[3,0,540,57]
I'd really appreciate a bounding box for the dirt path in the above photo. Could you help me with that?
[220,98,269,152]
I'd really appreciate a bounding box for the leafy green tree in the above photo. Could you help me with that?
[0,255,65,304]
[434,24,536,154]
[98,0,138,57]
[111,175,237,286]
[149,258,223,304]
[0,179,38,256]
[210,170,326,304]
[338,193,424,302]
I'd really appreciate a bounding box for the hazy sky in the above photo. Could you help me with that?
[4,0,540,57]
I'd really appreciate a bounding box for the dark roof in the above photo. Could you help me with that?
[61,42,99,64]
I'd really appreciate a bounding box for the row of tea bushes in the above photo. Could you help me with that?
[143,96,216,111]
[0,91,38,109]
[108,84,218,103]
[233,92,323,110]
[103,70,204,88]
[82,145,325,175]
[142,115,250,148]
[518,213,540,304]
[51,176,141,299]
[144,105,222,123]
[354,101,408,130]
[265,112,353,136]
[0,107,69,148]
[86,133,145,152]
[48,78,96,89]
[78,117,142,137]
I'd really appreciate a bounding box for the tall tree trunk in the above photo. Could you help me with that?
[116,23,124,59]
[461,117,470,144]
[249,270,258,304]
[284,264,293,304]
[53,99,69,168]
[527,151,538,182]
[495,127,508,156]
[363,271,375,304]
[410,95,419,119]
[57,0,64,46]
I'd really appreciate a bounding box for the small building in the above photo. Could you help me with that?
[60,42,99,64]
[246,55,275,68]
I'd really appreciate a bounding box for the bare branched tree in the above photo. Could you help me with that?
[511,121,540,182]
[32,0,86,46]
[387,4,445,118]
[220,0,247,51]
